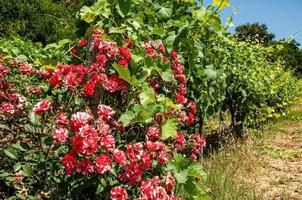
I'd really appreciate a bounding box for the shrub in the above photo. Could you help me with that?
[0,30,207,199]
[0,0,94,44]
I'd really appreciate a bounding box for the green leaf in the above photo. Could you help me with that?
[116,0,132,17]
[118,110,136,127]
[22,165,34,177]
[58,39,71,46]
[29,111,41,126]
[161,69,174,82]
[162,118,177,139]
[165,31,176,47]
[174,171,188,184]
[0,124,10,131]
[80,0,111,23]
[4,148,18,160]
[184,177,200,195]
[139,86,156,106]
[152,26,165,37]
[158,7,172,19]
[131,20,141,30]
[13,163,22,172]
[113,64,139,86]
[155,67,174,82]
[212,0,230,10]
[204,69,217,80]
[109,27,127,34]
[15,54,27,63]
[12,141,29,151]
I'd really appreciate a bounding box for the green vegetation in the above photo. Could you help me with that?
[0,0,301,199]
[235,23,275,46]
[0,0,94,44]
[205,92,302,200]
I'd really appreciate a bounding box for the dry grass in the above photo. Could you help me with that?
[204,96,302,200]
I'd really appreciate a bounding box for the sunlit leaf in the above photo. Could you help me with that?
[162,118,177,139]
[212,0,230,10]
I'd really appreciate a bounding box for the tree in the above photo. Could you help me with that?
[235,22,275,46]
[266,39,302,74]
[0,0,94,44]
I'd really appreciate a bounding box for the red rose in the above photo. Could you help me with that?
[141,152,151,169]
[100,134,116,152]
[80,137,98,157]
[70,112,93,132]
[95,155,112,175]
[19,62,33,75]
[97,104,116,121]
[176,132,186,150]
[110,186,128,200]
[51,127,69,143]
[71,47,78,56]
[92,29,104,36]
[170,50,178,58]
[118,46,132,61]
[189,101,197,114]
[118,59,129,67]
[56,113,69,125]
[164,172,175,192]
[79,38,88,47]
[83,82,95,96]
[155,113,163,125]
[186,112,195,125]
[175,93,187,105]
[49,75,60,88]
[113,149,127,165]
[1,103,15,115]
[147,126,160,141]
[33,100,53,115]
[62,154,77,176]
[124,38,134,48]
[118,163,143,185]
[159,44,165,53]
[76,159,94,175]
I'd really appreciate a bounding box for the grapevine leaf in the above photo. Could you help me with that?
[117,0,132,17]
[204,69,217,80]
[162,118,177,139]
[80,0,111,23]
[118,110,136,127]
[139,86,156,106]
[113,64,139,86]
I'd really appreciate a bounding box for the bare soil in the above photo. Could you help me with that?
[250,98,302,200]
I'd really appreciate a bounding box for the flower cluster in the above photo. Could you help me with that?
[0,30,206,200]
[0,62,27,115]
[139,173,181,200]
[47,32,132,96]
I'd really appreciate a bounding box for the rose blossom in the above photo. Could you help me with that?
[51,127,69,143]
[95,155,112,175]
[110,186,128,200]
[1,103,16,115]
[33,100,53,115]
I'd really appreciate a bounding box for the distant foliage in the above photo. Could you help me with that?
[0,37,71,65]
[0,0,94,44]
[266,39,302,74]
[235,23,275,46]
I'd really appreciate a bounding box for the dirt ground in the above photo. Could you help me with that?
[249,98,302,200]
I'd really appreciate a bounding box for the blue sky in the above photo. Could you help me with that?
[204,0,302,45]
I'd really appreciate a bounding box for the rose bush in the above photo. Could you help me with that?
[0,29,207,199]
